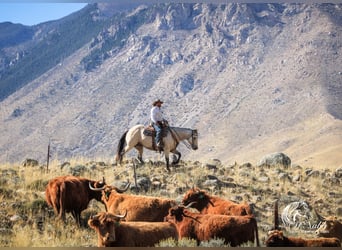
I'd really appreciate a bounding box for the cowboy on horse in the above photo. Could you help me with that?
[115,99,198,172]
[150,99,167,152]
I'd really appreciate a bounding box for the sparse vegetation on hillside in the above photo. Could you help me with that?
[0,158,340,247]
[0,4,107,101]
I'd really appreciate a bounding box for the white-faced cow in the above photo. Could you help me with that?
[88,211,178,247]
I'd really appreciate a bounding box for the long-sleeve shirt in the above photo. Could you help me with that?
[150,106,163,123]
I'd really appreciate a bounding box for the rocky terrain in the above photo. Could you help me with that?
[0,3,341,169]
[0,157,341,246]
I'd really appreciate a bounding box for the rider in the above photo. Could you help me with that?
[150,99,166,151]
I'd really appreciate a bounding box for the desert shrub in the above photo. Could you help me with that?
[156,237,197,247]
[0,187,14,199]
[26,179,48,191]
[68,165,89,176]
[199,237,230,247]
[16,198,48,218]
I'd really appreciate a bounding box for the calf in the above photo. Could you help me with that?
[182,187,253,216]
[266,230,341,247]
[88,212,178,247]
[164,204,259,246]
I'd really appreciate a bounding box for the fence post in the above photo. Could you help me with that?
[46,140,51,172]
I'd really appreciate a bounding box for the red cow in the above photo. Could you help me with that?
[266,230,340,247]
[45,176,108,225]
[164,204,260,246]
[316,216,342,241]
[88,211,178,247]
[92,185,176,222]
[182,187,253,216]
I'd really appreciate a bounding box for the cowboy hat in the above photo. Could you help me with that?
[152,99,163,106]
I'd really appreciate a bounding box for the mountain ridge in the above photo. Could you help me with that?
[0,3,341,169]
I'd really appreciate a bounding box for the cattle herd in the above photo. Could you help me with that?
[45,175,342,247]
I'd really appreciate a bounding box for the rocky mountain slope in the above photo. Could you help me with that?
[0,3,341,168]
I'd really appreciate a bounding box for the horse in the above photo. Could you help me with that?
[115,124,198,171]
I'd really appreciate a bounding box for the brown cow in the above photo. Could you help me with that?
[316,216,342,241]
[88,211,178,247]
[182,187,253,216]
[45,176,109,225]
[93,185,177,222]
[266,230,341,247]
[164,204,260,246]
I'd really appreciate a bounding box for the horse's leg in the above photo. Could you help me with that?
[134,144,144,164]
[164,151,171,172]
[171,149,181,164]
[119,144,134,164]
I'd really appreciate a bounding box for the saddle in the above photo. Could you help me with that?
[143,125,168,151]
[143,125,168,137]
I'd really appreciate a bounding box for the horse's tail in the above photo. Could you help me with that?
[115,130,128,163]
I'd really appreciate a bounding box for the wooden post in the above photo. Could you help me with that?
[46,140,51,172]
[132,158,138,193]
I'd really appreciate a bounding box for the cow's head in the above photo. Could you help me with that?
[315,216,341,237]
[265,230,286,247]
[89,182,130,201]
[165,203,200,223]
[88,177,107,201]
[182,188,214,210]
[88,211,127,247]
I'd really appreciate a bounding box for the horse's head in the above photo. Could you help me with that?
[189,129,198,150]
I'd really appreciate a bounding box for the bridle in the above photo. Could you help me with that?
[190,129,198,149]
[169,127,198,150]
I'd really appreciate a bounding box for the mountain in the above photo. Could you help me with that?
[0,3,341,169]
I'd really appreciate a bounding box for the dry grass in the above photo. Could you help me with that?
[0,157,340,247]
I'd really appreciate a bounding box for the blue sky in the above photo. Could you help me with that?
[0,3,88,26]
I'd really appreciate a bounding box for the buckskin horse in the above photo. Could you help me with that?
[115,124,198,171]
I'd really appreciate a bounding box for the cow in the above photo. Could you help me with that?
[266,200,341,247]
[266,230,341,247]
[316,216,342,241]
[90,184,177,222]
[182,187,253,216]
[164,204,260,246]
[88,211,178,247]
[45,176,120,226]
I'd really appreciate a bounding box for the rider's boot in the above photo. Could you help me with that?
[157,139,163,152]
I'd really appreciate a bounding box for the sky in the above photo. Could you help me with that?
[0,3,88,26]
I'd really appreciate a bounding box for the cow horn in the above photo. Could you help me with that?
[114,210,127,219]
[208,200,215,207]
[113,182,130,193]
[183,213,201,224]
[184,201,197,209]
[89,182,106,191]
